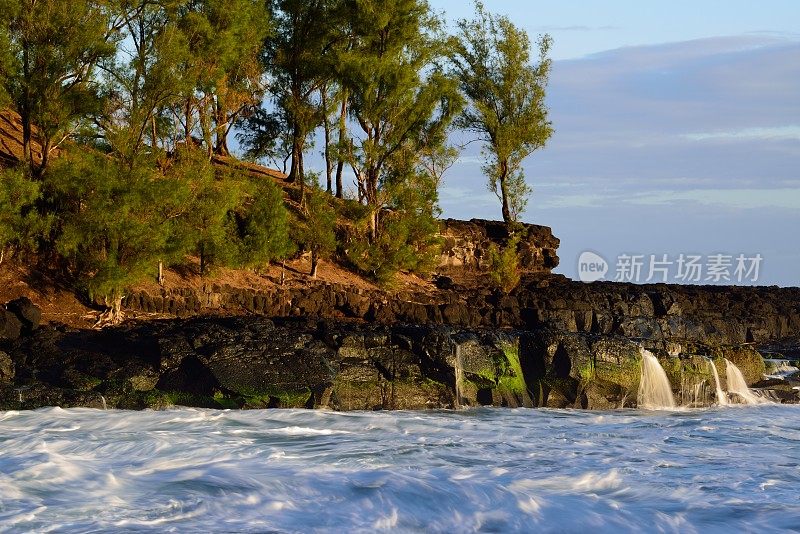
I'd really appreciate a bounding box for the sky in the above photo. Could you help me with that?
[299,1,800,287]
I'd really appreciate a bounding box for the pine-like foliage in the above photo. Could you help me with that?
[293,187,338,277]
[487,233,521,293]
[452,2,553,223]
[234,179,295,270]
[0,166,42,259]
[45,150,181,310]
[1,0,119,174]
[162,148,244,275]
[339,0,462,231]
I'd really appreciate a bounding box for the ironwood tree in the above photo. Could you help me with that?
[0,0,121,175]
[451,2,553,223]
[338,0,462,241]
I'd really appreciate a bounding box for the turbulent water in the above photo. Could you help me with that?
[1,407,800,532]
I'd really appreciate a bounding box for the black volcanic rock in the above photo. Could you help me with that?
[6,297,41,334]
[0,308,22,341]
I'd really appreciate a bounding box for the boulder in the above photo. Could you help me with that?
[6,297,41,334]
[0,309,22,341]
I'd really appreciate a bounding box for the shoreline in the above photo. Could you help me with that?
[1,273,798,411]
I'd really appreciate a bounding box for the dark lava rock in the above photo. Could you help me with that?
[0,309,22,341]
[0,351,13,381]
[6,297,41,334]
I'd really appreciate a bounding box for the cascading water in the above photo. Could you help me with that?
[706,357,728,406]
[453,343,465,409]
[725,358,769,405]
[637,348,676,409]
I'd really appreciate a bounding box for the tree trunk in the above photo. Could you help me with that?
[95,295,124,327]
[365,167,379,241]
[299,149,306,210]
[288,124,303,185]
[37,137,51,177]
[499,174,511,224]
[213,98,230,156]
[158,260,164,286]
[21,113,32,170]
[334,93,348,198]
[310,249,318,278]
[184,97,193,143]
[21,45,33,168]
[321,87,333,194]
[199,99,213,158]
[334,161,345,199]
[369,210,378,243]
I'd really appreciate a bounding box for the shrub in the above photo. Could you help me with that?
[235,178,295,269]
[164,149,244,275]
[487,233,521,293]
[45,151,180,315]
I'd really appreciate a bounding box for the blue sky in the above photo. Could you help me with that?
[425,0,800,286]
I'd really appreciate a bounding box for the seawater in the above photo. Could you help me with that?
[1,406,799,532]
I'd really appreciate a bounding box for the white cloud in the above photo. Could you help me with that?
[623,188,800,209]
[683,126,800,142]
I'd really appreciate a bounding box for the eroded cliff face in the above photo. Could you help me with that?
[120,276,800,348]
[1,278,798,411]
[437,218,560,273]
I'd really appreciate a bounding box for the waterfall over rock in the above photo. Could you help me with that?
[725,359,769,405]
[453,343,465,409]
[706,358,728,406]
[637,349,676,409]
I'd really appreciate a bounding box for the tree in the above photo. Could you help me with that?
[338,0,462,241]
[1,0,121,175]
[0,1,13,107]
[178,0,269,156]
[345,158,443,284]
[293,186,337,277]
[234,179,295,269]
[237,106,292,172]
[161,148,244,275]
[46,149,182,320]
[452,2,553,223]
[100,0,195,159]
[266,0,341,187]
[487,232,521,293]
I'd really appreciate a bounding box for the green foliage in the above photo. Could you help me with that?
[293,186,338,276]
[452,2,553,222]
[345,167,442,284]
[102,1,195,159]
[2,0,120,173]
[266,0,342,182]
[0,166,42,255]
[237,107,290,170]
[578,360,596,383]
[0,1,13,106]
[235,179,295,269]
[487,233,521,293]
[45,150,179,306]
[163,149,245,274]
[339,0,463,236]
[179,0,271,155]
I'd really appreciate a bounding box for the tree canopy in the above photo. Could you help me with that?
[452,2,553,223]
[0,0,555,305]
